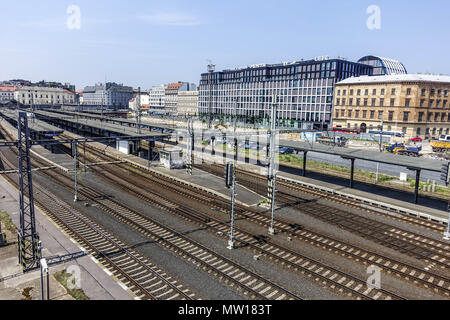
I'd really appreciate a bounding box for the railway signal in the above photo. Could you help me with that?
[267,96,278,235]
[225,162,233,189]
[73,139,78,202]
[186,119,194,175]
[225,162,237,250]
[441,162,450,186]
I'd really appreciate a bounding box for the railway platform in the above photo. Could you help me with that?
[58,128,449,224]
[239,162,449,223]
[0,119,75,173]
[55,130,265,207]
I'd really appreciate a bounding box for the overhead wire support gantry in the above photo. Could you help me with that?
[17,111,40,272]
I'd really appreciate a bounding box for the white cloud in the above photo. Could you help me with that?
[138,12,203,26]
[17,18,65,29]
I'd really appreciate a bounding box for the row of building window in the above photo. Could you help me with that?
[337,88,449,97]
[335,98,448,108]
[335,109,450,122]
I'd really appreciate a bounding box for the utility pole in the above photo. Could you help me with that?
[268,95,277,235]
[39,241,49,300]
[445,201,450,240]
[186,118,194,175]
[73,139,78,202]
[227,162,237,250]
[17,111,40,272]
[227,101,238,249]
[136,87,142,135]
[31,91,35,124]
[207,61,215,130]
[376,119,383,183]
[101,84,104,119]
[442,162,450,239]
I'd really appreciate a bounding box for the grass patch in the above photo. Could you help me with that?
[54,270,90,300]
[21,287,33,300]
[0,211,16,233]
[277,155,450,198]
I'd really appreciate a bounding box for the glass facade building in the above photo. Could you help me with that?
[198,57,374,129]
[358,56,407,76]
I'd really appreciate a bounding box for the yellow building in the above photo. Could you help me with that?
[332,74,450,139]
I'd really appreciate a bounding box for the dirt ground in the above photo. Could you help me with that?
[0,219,74,300]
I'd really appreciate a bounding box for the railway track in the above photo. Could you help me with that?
[0,148,194,300]
[38,167,303,300]
[93,159,450,298]
[67,146,409,300]
[74,147,450,297]
[198,164,450,270]
[200,163,446,234]
[14,133,302,300]
[22,131,448,299]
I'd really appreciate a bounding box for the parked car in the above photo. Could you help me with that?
[279,147,294,155]
[410,136,423,142]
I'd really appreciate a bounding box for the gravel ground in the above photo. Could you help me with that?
[5,143,448,300]
[30,169,245,300]
[85,168,340,300]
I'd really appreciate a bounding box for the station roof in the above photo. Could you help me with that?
[0,109,63,135]
[280,139,442,173]
[34,110,171,139]
[39,109,178,132]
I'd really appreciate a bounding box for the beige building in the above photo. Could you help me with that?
[129,92,150,112]
[177,90,199,117]
[333,74,450,139]
[15,86,75,105]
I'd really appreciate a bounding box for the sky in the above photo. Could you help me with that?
[0,0,449,90]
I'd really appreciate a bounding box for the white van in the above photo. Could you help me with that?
[439,135,450,142]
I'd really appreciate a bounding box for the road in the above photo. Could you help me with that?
[297,151,444,186]
[169,139,445,186]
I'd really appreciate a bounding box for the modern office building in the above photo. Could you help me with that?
[165,82,197,116]
[177,90,199,117]
[332,74,450,139]
[83,82,133,108]
[149,85,167,115]
[14,86,75,105]
[198,56,386,129]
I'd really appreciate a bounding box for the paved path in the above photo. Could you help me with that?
[0,176,133,300]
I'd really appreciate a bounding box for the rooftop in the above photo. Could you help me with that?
[337,74,450,85]
[0,85,15,92]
